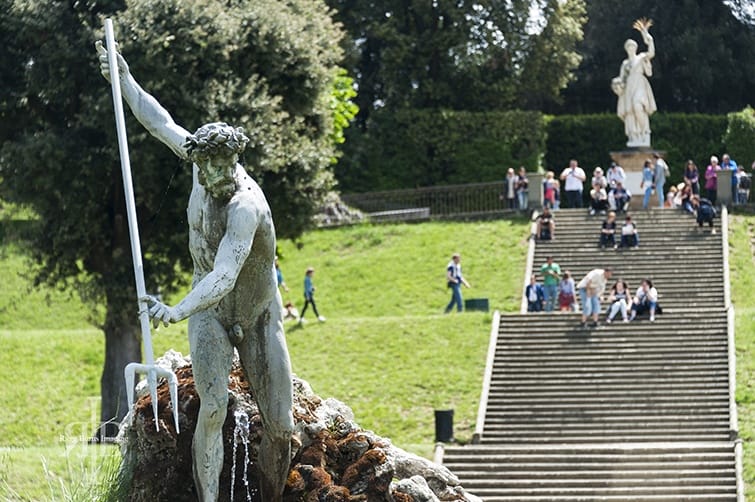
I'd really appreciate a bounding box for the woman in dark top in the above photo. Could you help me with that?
[536,207,555,241]
[683,160,700,195]
[600,211,617,249]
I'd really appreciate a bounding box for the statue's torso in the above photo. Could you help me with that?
[187,165,277,327]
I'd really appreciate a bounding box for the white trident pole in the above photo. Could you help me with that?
[104,19,179,433]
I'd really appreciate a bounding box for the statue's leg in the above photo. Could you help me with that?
[637,106,650,139]
[189,311,234,502]
[237,295,294,502]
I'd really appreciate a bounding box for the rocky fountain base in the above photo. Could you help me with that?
[117,351,480,502]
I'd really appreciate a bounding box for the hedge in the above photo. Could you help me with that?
[546,113,729,184]
[336,109,547,192]
[337,110,745,193]
[724,107,755,170]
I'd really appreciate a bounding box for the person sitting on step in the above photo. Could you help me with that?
[589,182,609,216]
[679,181,694,214]
[619,214,639,248]
[524,274,545,312]
[606,279,632,323]
[599,211,618,249]
[535,206,555,241]
[608,181,631,214]
[629,279,661,322]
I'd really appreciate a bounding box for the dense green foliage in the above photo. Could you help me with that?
[724,107,755,169]
[337,109,547,192]
[328,0,586,116]
[0,0,348,431]
[544,113,730,182]
[561,0,755,114]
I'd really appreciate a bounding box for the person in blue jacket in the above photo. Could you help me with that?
[300,267,325,323]
[525,274,545,312]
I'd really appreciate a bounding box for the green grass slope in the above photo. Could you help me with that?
[0,218,530,500]
[3,213,755,500]
[730,214,755,500]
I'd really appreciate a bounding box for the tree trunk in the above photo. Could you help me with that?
[97,300,142,440]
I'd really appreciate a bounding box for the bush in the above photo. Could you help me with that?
[724,107,755,170]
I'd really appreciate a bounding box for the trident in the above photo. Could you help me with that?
[104,19,180,433]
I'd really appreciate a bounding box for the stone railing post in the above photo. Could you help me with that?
[717,169,733,207]
[528,172,544,209]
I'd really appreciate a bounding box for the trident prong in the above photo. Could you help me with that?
[105,18,180,434]
[125,362,180,432]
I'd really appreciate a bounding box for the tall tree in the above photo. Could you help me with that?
[0,0,345,436]
[561,0,755,113]
[328,0,587,120]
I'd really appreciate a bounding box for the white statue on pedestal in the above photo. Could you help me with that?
[611,18,657,148]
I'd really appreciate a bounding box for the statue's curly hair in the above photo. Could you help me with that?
[184,122,249,159]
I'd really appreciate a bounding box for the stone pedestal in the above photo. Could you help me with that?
[717,169,733,207]
[610,149,665,210]
[528,172,544,209]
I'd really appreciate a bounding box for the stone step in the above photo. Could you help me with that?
[473,495,734,501]
[487,387,728,398]
[483,422,730,431]
[478,434,733,443]
[442,468,735,478]
[456,476,734,489]
[494,343,728,352]
[493,357,728,368]
[462,488,735,499]
[483,416,730,425]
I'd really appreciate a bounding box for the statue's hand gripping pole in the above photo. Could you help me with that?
[104,18,180,433]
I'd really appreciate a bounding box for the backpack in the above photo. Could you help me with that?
[662,160,670,178]
[740,174,752,190]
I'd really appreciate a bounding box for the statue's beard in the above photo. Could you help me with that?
[204,180,236,199]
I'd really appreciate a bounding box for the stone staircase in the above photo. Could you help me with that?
[442,209,742,501]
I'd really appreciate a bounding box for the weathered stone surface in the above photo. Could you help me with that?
[118,352,480,502]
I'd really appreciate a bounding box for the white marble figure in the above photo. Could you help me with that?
[611,18,657,148]
[96,41,293,502]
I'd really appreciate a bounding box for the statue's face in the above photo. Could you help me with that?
[194,150,237,199]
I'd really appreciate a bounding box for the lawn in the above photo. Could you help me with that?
[0,217,529,500]
[3,212,754,500]
[730,214,755,499]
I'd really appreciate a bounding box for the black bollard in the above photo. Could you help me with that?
[434,409,454,442]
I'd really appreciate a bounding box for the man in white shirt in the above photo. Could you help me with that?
[607,161,626,189]
[576,268,613,327]
[560,159,587,208]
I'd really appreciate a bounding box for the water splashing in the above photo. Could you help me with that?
[230,408,254,502]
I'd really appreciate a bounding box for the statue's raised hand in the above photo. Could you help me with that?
[95,39,129,83]
[140,295,179,329]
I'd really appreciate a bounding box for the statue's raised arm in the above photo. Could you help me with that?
[95,40,191,159]
[633,18,655,61]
